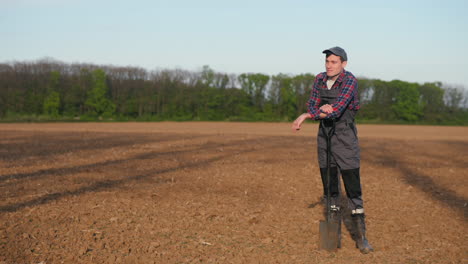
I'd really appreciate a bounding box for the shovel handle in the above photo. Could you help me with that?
[320,119,336,222]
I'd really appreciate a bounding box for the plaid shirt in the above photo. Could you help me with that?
[307,70,360,120]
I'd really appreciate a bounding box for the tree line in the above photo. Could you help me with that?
[0,59,467,125]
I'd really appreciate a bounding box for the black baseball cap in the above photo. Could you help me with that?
[322,46,347,61]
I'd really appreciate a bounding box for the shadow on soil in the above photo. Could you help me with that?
[0,135,284,213]
[362,139,468,219]
[0,131,199,162]
[0,131,213,183]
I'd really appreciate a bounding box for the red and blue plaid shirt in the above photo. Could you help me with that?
[307,70,360,120]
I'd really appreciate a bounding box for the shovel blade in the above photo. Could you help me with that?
[319,220,340,251]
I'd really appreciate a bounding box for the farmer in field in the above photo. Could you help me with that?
[291,46,373,254]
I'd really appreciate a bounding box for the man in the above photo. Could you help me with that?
[291,46,373,254]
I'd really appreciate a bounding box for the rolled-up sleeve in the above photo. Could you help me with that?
[307,78,322,120]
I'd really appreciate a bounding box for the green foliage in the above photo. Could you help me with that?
[391,80,423,122]
[200,65,215,87]
[418,82,444,122]
[49,71,60,88]
[444,87,465,110]
[238,73,270,111]
[43,91,60,116]
[42,71,61,116]
[291,74,315,115]
[270,74,296,120]
[0,60,467,125]
[84,69,116,117]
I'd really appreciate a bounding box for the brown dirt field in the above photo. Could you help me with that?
[0,122,467,264]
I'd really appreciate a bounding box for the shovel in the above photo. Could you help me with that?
[318,119,340,251]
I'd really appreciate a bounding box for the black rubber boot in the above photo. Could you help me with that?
[352,213,374,254]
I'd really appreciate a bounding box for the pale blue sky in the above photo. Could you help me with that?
[2,0,468,88]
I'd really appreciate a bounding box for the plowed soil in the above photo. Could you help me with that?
[0,122,467,264]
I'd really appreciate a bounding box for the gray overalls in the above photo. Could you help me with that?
[317,87,364,211]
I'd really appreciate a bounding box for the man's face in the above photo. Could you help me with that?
[325,54,347,78]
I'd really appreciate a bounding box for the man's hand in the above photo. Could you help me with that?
[292,113,311,131]
[320,104,333,114]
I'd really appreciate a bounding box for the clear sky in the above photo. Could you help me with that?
[2,0,468,88]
